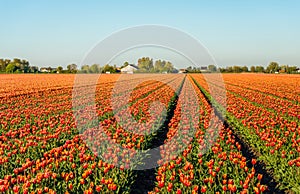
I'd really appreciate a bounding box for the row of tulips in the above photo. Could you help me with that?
[0,75,178,173]
[0,74,185,193]
[199,74,300,120]
[222,74,300,103]
[190,74,300,192]
[149,77,267,193]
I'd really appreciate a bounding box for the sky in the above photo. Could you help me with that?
[0,0,300,68]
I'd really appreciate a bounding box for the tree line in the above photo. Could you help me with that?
[79,57,178,73]
[1,58,298,74]
[219,62,298,73]
[187,62,299,74]
[134,57,178,73]
[0,58,118,74]
[0,58,38,73]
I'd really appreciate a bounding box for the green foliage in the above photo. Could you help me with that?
[79,64,117,73]
[121,61,129,69]
[286,66,298,73]
[219,65,261,73]
[90,64,102,73]
[137,57,153,71]
[67,64,77,73]
[266,61,280,73]
[136,57,177,73]
[57,66,63,73]
[219,63,299,74]
[6,63,17,73]
[102,64,117,73]
[186,66,209,73]
[242,66,248,72]
[255,66,264,72]
[1,58,30,73]
[208,64,217,72]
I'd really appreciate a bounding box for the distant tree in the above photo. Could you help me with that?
[20,59,29,73]
[154,60,163,72]
[29,66,39,73]
[90,64,101,73]
[242,66,248,72]
[80,65,90,73]
[67,64,77,73]
[279,65,288,73]
[6,63,17,73]
[218,67,226,73]
[164,61,174,73]
[266,62,280,73]
[287,66,298,74]
[227,66,233,73]
[233,66,242,73]
[0,59,6,72]
[250,66,256,72]
[255,66,265,73]
[208,65,217,72]
[46,67,53,73]
[137,57,154,72]
[123,61,129,67]
[57,66,63,73]
[0,58,32,73]
[102,64,116,73]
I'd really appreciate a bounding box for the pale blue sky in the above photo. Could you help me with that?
[0,0,299,68]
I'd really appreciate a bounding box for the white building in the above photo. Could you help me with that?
[120,64,138,74]
[178,69,187,73]
[40,67,56,73]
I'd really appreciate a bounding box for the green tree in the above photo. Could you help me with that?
[227,66,233,73]
[137,57,154,72]
[287,66,297,74]
[67,64,77,73]
[80,65,89,73]
[90,64,101,73]
[266,62,280,73]
[29,66,39,73]
[154,60,163,72]
[280,65,287,73]
[20,59,29,73]
[164,61,174,73]
[255,66,265,73]
[6,63,17,73]
[208,65,217,72]
[218,67,226,73]
[0,58,32,73]
[123,61,129,67]
[57,66,63,73]
[233,66,242,73]
[102,64,116,73]
[250,66,256,72]
[0,59,5,72]
[242,66,248,72]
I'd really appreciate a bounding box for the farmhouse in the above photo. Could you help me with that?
[178,69,187,73]
[120,64,138,74]
[40,67,56,73]
[200,66,209,72]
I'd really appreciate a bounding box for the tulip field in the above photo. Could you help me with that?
[0,73,299,193]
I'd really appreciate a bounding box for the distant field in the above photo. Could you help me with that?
[0,73,299,193]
